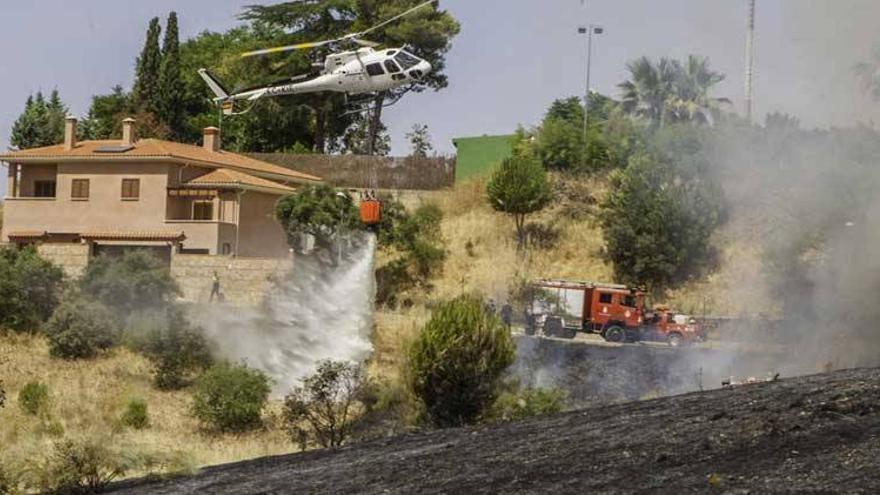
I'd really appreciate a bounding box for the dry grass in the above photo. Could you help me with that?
[0,332,293,481]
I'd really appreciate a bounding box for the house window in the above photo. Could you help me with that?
[366,63,385,76]
[598,293,613,304]
[34,180,56,198]
[193,200,214,221]
[121,179,140,200]
[71,179,89,200]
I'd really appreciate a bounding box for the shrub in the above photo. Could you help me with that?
[407,294,516,427]
[120,399,149,430]
[137,308,213,390]
[39,438,131,495]
[45,297,117,359]
[0,247,64,332]
[18,381,50,416]
[487,387,566,423]
[375,203,447,308]
[274,184,361,252]
[283,360,367,449]
[80,250,180,315]
[191,362,271,432]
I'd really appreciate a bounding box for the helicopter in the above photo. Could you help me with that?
[198,0,435,117]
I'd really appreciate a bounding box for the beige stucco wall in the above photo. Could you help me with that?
[2,161,171,240]
[236,191,289,258]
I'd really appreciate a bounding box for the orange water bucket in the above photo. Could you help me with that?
[359,199,381,225]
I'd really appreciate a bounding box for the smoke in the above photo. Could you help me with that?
[190,233,377,395]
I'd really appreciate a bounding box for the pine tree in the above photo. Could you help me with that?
[158,12,184,138]
[10,91,67,149]
[132,17,162,114]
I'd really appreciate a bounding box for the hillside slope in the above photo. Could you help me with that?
[110,367,880,494]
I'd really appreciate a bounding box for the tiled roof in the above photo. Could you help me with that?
[6,230,48,239]
[0,139,322,184]
[80,229,186,241]
[187,168,296,194]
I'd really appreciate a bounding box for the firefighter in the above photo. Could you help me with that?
[500,303,513,327]
[210,271,221,302]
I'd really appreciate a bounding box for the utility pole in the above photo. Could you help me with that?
[744,0,756,122]
[579,25,603,141]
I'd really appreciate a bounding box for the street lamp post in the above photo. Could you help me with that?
[578,25,603,142]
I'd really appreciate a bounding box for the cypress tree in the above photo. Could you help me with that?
[132,17,162,114]
[158,12,184,139]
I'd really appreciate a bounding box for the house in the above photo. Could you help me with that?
[1,117,320,263]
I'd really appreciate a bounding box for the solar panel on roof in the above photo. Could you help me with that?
[94,145,135,153]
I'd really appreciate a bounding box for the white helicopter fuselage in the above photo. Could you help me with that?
[231,48,431,102]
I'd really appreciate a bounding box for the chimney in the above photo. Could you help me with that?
[203,127,221,152]
[64,115,77,150]
[122,118,136,145]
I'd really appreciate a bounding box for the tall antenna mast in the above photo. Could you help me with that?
[744,0,756,122]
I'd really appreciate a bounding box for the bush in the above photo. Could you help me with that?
[18,381,50,417]
[191,362,271,432]
[487,387,566,423]
[45,297,117,359]
[375,203,447,308]
[274,184,361,252]
[120,399,149,430]
[407,295,516,427]
[80,250,180,315]
[39,438,131,495]
[136,308,213,390]
[283,360,367,449]
[0,247,65,332]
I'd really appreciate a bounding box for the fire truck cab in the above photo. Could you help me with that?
[526,279,701,345]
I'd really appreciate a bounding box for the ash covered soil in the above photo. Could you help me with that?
[110,367,880,494]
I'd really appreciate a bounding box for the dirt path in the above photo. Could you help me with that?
[109,367,880,494]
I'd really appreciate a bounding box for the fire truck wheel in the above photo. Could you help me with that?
[604,326,625,343]
[667,332,683,347]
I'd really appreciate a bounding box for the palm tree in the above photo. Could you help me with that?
[618,55,729,126]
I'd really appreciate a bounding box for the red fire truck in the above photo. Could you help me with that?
[524,279,702,346]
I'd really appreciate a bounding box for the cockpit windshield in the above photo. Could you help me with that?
[395,51,421,70]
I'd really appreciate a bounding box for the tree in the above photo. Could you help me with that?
[407,294,515,427]
[274,184,361,253]
[158,12,185,138]
[132,17,162,114]
[10,90,68,149]
[486,154,552,250]
[79,250,180,315]
[406,123,433,157]
[599,129,723,292]
[618,55,728,127]
[0,247,65,332]
[283,360,367,449]
[83,86,131,140]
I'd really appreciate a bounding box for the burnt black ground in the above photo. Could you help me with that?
[109,367,880,494]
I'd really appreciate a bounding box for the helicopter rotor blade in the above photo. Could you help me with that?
[356,0,437,38]
[240,0,436,58]
[241,39,334,58]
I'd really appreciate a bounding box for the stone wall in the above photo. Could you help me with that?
[36,243,90,278]
[247,153,455,190]
[171,254,293,307]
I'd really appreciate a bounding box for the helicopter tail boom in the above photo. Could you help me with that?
[198,69,230,101]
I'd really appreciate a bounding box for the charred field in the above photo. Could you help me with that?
[108,367,880,494]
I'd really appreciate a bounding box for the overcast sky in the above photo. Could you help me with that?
[3,0,880,193]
